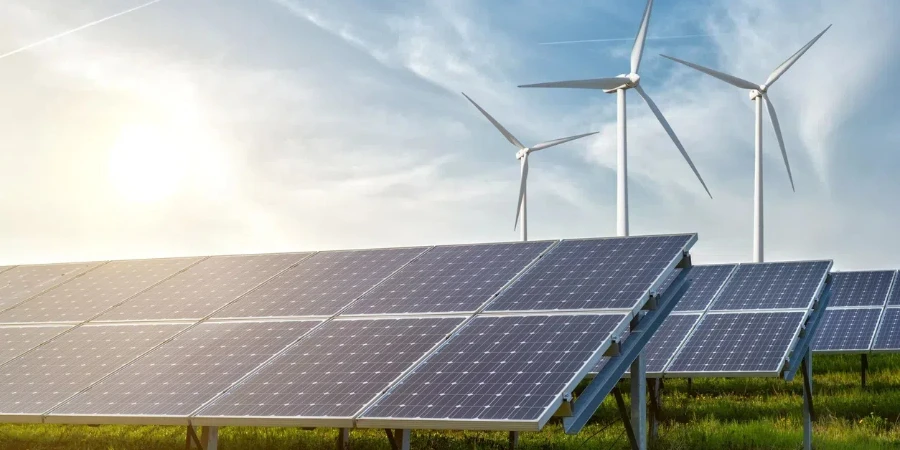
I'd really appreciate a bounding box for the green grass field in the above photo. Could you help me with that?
[1,354,898,449]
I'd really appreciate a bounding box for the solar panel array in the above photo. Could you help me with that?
[624,260,831,378]
[0,234,695,431]
[812,270,898,354]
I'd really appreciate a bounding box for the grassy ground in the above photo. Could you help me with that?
[1,354,899,449]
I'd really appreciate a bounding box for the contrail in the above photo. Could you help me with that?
[539,33,714,46]
[0,0,167,60]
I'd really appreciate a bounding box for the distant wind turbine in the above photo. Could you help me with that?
[518,0,712,237]
[661,25,831,262]
[462,93,597,242]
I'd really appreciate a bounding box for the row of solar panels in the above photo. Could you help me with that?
[812,270,900,353]
[0,235,694,430]
[597,261,832,378]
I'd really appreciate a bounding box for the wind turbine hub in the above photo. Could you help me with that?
[603,74,637,94]
[516,149,528,159]
[749,89,763,100]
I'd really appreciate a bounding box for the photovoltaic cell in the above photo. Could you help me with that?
[215,248,426,318]
[826,271,895,308]
[666,311,805,375]
[0,258,200,324]
[0,262,100,312]
[51,320,322,418]
[812,308,880,352]
[96,253,309,321]
[708,261,831,311]
[673,265,736,312]
[888,276,900,306]
[639,314,700,374]
[872,308,900,350]
[484,235,693,312]
[342,242,552,315]
[360,314,627,424]
[0,325,74,365]
[0,323,188,415]
[196,317,463,420]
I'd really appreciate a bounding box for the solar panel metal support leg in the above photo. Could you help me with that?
[861,354,868,389]
[200,426,218,450]
[185,423,204,450]
[613,386,639,450]
[384,429,410,450]
[508,431,520,450]
[802,349,814,450]
[337,428,350,450]
[648,377,661,441]
[631,354,648,450]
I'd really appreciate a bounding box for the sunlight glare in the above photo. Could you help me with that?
[107,123,190,203]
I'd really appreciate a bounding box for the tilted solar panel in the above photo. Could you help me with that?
[95,253,309,321]
[812,308,881,353]
[0,262,100,312]
[888,276,900,306]
[484,235,694,312]
[358,313,628,430]
[665,311,806,376]
[48,320,322,421]
[0,323,188,417]
[0,257,200,324]
[194,317,463,426]
[342,242,552,315]
[0,325,74,366]
[825,271,895,308]
[872,308,900,351]
[215,248,427,318]
[673,264,736,312]
[708,261,830,311]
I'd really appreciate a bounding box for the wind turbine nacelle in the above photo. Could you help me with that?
[749,89,763,100]
[603,74,639,94]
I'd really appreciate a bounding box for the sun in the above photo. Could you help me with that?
[107,123,191,203]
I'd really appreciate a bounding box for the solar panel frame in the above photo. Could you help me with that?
[355,312,631,431]
[811,307,882,354]
[482,234,696,315]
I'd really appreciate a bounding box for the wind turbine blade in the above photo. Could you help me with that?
[518,77,627,90]
[764,25,832,88]
[634,85,713,199]
[762,93,795,192]
[631,0,654,74]
[530,132,599,151]
[461,92,525,149]
[660,54,758,90]
[514,156,529,229]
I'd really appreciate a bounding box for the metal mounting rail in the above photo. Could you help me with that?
[563,261,693,434]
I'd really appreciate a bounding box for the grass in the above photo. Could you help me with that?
[1,354,900,449]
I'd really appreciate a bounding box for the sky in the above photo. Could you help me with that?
[0,0,898,270]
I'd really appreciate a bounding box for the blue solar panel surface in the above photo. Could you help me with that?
[812,308,880,352]
[215,248,426,318]
[342,242,552,314]
[708,261,830,311]
[826,271,895,308]
[361,314,626,423]
[872,308,900,350]
[484,235,693,312]
[888,276,900,306]
[673,265,736,312]
[666,312,805,374]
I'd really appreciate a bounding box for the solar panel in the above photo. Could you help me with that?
[484,235,694,312]
[195,317,463,423]
[49,320,322,419]
[215,248,426,319]
[665,311,805,376]
[0,325,74,365]
[826,271,895,308]
[673,265,736,312]
[872,308,900,351]
[708,261,831,311]
[358,314,627,428]
[0,258,200,324]
[95,253,309,321]
[0,323,188,415]
[888,275,900,306]
[341,242,552,315]
[0,262,100,312]
[812,308,881,353]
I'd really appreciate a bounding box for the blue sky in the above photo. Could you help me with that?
[0,0,898,270]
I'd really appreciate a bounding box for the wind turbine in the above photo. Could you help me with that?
[462,92,598,242]
[661,25,831,262]
[518,0,712,237]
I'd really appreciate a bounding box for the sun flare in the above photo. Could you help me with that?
[107,123,190,203]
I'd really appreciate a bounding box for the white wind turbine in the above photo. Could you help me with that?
[462,93,598,242]
[518,0,711,237]
[661,25,831,262]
